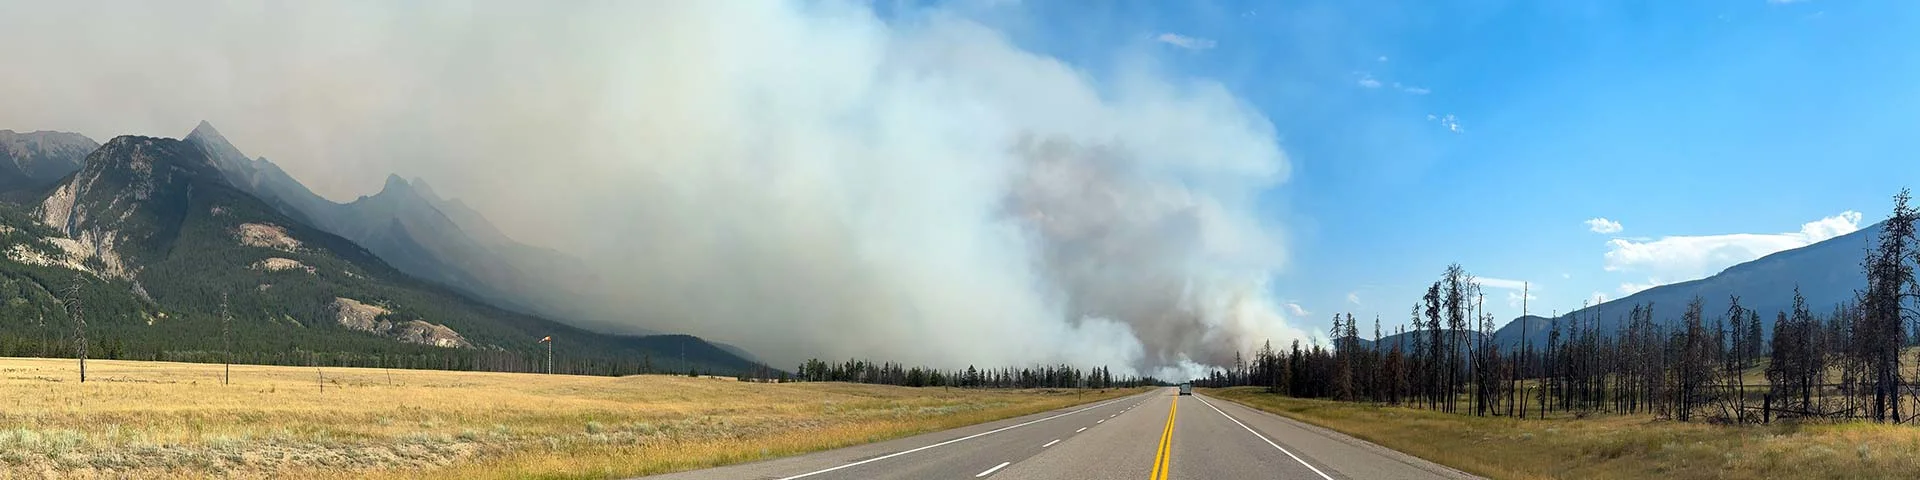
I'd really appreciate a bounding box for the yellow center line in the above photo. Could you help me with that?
[1149,394,1178,480]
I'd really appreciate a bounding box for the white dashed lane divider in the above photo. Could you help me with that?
[975,461,1010,477]
[773,393,1144,480]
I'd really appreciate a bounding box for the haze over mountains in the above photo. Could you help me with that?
[0,130,95,196]
[0,2,1319,380]
[182,122,625,334]
[0,126,756,374]
[7,119,1899,379]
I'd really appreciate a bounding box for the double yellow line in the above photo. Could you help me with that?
[1149,394,1178,480]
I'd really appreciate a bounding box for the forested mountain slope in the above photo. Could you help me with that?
[0,134,756,375]
[1494,222,1878,350]
[183,122,624,333]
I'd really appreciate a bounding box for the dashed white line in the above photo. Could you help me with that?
[1193,395,1336,480]
[772,394,1141,480]
[975,461,1011,477]
[1043,439,1061,448]
[1076,427,1087,433]
[1096,419,1105,424]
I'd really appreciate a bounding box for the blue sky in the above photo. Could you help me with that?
[923,0,1920,336]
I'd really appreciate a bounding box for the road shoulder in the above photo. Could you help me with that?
[1200,392,1483,480]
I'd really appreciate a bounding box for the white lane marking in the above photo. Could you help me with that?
[1097,419,1105,424]
[1193,395,1336,480]
[1076,427,1087,433]
[774,394,1143,480]
[1043,439,1061,448]
[976,461,1011,477]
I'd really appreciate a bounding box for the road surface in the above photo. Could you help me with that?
[639,388,1479,480]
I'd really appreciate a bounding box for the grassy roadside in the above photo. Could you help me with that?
[1205,386,1920,479]
[0,357,1143,479]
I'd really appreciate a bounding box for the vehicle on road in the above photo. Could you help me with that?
[1179,383,1192,395]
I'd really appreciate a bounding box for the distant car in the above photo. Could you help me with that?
[1178,383,1192,395]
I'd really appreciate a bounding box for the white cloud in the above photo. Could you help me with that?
[1603,211,1863,291]
[1356,73,1382,89]
[1590,291,1610,304]
[1377,56,1389,62]
[1585,217,1624,234]
[1359,76,1425,94]
[1156,33,1216,50]
[1284,303,1311,318]
[1478,277,1530,291]
[1346,291,1362,306]
[1561,273,1572,279]
[1430,114,1463,133]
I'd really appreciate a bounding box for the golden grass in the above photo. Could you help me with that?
[0,357,1140,479]
[1207,387,1920,480]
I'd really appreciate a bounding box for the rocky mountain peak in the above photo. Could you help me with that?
[384,173,412,192]
[187,120,222,141]
[0,129,97,188]
[183,121,249,171]
[359,174,426,205]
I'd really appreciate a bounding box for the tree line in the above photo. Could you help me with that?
[1206,190,1920,425]
[793,358,1158,389]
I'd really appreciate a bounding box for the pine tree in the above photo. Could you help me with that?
[1861,189,1915,422]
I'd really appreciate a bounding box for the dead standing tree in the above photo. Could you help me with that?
[1860,189,1915,423]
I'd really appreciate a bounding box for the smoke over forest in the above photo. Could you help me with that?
[0,1,1307,378]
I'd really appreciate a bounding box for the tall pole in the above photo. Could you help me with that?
[221,291,231,385]
[1518,282,1528,419]
[66,276,86,384]
[1478,292,1486,416]
[538,335,554,374]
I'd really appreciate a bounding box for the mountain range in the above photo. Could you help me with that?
[182,123,623,332]
[11,122,1887,374]
[0,130,97,201]
[1337,221,1881,355]
[1488,220,1882,351]
[0,124,755,375]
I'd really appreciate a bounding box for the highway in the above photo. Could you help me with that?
[639,388,1479,480]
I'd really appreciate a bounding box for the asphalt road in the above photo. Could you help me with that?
[639,387,1480,480]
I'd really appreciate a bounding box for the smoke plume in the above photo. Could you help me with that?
[0,1,1306,378]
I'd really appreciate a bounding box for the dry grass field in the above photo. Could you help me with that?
[1208,387,1920,479]
[0,357,1140,479]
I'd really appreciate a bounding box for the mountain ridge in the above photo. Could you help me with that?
[0,129,96,194]
[181,122,636,335]
[1489,221,1880,350]
[0,131,754,375]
